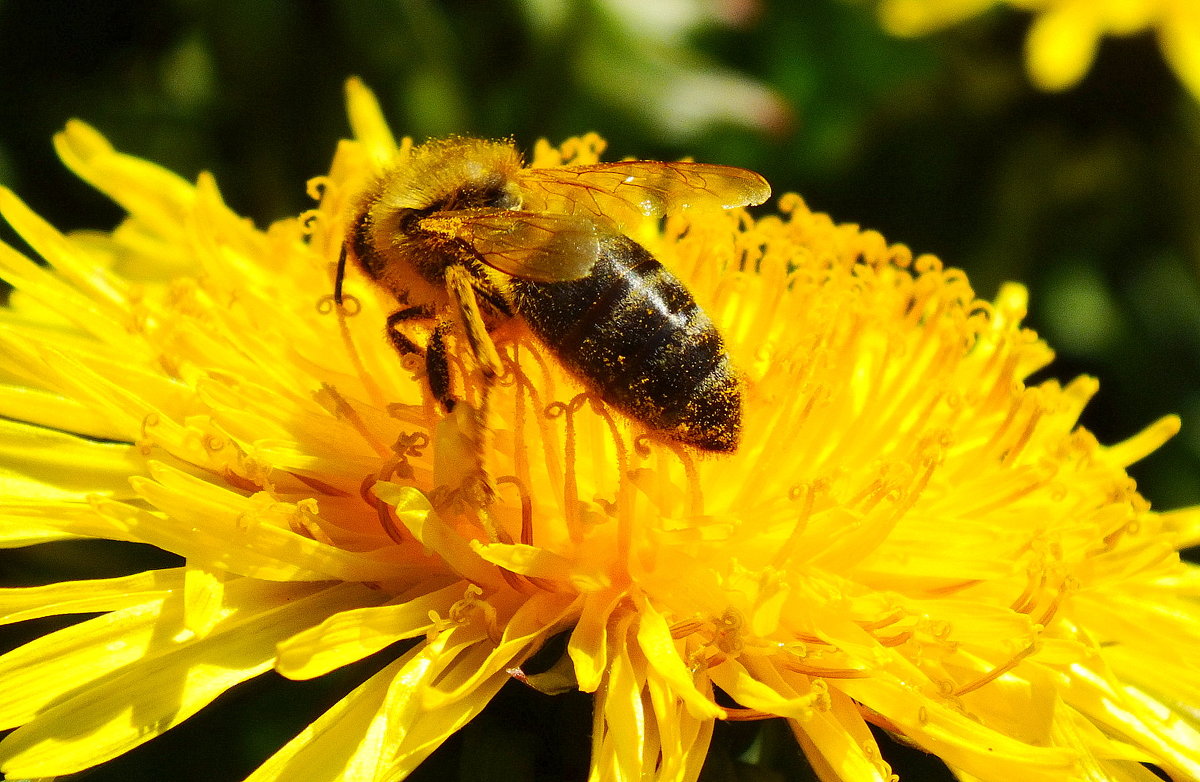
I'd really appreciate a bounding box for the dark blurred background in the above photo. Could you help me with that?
[0,1,1196,779]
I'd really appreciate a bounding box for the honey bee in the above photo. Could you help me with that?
[337,136,769,462]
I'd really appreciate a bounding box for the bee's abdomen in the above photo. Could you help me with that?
[512,236,740,452]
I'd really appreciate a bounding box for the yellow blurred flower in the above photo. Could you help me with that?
[878,0,1200,99]
[1,78,1199,781]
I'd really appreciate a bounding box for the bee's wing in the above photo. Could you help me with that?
[516,161,771,230]
[419,209,601,282]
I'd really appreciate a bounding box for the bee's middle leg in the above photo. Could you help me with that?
[443,265,504,509]
[424,318,455,413]
[384,304,457,411]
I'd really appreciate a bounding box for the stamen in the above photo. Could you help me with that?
[449,585,502,643]
[512,354,561,491]
[714,608,745,655]
[889,243,913,268]
[953,642,1039,696]
[521,334,559,404]
[316,293,360,317]
[586,397,629,479]
[322,296,386,408]
[772,482,815,568]
[289,472,352,497]
[501,349,556,554]
[857,609,905,632]
[138,412,160,455]
[359,472,409,544]
[288,499,336,545]
[722,707,775,721]
[876,631,914,647]
[545,393,589,544]
[656,440,702,517]
[306,175,332,201]
[140,412,160,439]
[670,619,706,638]
[994,331,1028,385]
[779,661,870,678]
[1011,564,1048,615]
[1032,577,1075,627]
[1000,396,1044,466]
[884,451,938,523]
[847,476,888,511]
[298,209,320,236]
[394,431,430,456]
[318,383,390,458]
[496,475,534,545]
[222,469,261,494]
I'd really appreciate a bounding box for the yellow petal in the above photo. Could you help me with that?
[1160,507,1200,548]
[709,658,827,720]
[0,188,128,312]
[0,581,376,778]
[1026,3,1103,91]
[385,669,510,780]
[345,77,400,170]
[568,589,625,691]
[246,650,423,782]
[183,565,231,638]
[878,0,997,36]
[0,417,145,502]
[53,119,196,248]
[1102,415,1181,468]
[838,675,1080,780]
[1058,660,1200,780]
[790,690,893,782]
[262,622,503,781]
[634,595,725,720]
[471,540,574,580]
[130,463,411,582]
[420,591,576,710]
[593,613,649,781]
[0,236,128,346]
[0,569,183,626]
[276,582,464,679]
[0,383,128,442]
[1159,1,1200,103]
[644,659,714,782]
[0,500,130,547]
[374,481,504,587]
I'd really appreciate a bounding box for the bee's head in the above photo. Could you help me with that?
[376,137,523,213]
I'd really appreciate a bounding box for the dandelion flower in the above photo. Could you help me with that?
[877,0,1200,100]
[1,78,1199,781]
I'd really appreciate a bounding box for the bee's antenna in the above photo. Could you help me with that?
[334,244,348,306]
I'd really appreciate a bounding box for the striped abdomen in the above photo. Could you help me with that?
[509,235,740,452]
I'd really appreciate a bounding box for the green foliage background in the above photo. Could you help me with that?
[0,0,1196,780]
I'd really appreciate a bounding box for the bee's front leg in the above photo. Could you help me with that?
[444,265,503,382]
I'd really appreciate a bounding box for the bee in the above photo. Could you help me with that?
[336,136,769,464]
